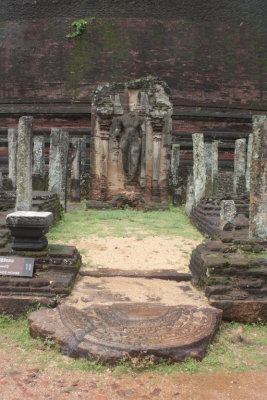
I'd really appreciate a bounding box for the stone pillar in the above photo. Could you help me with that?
[220,200,237,231]
[33,135,45,177]
[185,173,194,215]
[211,142,218,194]
[70,137,81,202]
[80,138,87,176]
[151,130,162,202]
[233,138,246,194]
[193,133,206,205]
[8,128,18,189]
[0,171,3,190]
[204,142,212,195]
[15,116,33,211]
[171,144,181,205]
[48,128,69,211]
[249,116,267,239]
[246,134,253,193]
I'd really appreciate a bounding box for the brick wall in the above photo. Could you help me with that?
[0,1,266,110]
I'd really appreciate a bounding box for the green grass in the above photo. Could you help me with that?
[47,204,202,243]
[0,315,266,375]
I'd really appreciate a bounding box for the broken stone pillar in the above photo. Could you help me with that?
[211,142,218,194]
[15,116,33,211]
[33,135,45,177]
[8,128,18,189]
[185,174,194,216]
[249,115,267,239]
[246,134,253,193]
[48,128,69,211]
[89,78,172,209]
[193,133,206,205]
[233,138,246,194]
[70,137,81,202]
[171,144,181,205]
[220,200,237,231]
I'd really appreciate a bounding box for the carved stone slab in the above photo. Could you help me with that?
[29,302,222,363]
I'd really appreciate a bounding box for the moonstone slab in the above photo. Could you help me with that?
[28,302,222,363]
[6,211,53,251]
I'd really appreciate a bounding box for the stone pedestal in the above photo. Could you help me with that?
[88,78,172,209]
[6,211,53,251]
[249,115,267,239]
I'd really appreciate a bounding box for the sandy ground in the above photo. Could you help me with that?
[0,347,266,400]
[68,236,202,271]
[66,277,207,309]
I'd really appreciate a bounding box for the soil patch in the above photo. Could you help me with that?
[68,236,202,271]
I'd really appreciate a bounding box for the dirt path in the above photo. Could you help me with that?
[0,347,266,400]
[68,236,201,271]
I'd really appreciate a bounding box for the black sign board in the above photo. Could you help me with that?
[0,256,35,277]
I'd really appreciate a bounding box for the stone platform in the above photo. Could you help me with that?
[28,276,222,363]
[0,245,81,316]
[189,240,267,322]
[191,196,249,240]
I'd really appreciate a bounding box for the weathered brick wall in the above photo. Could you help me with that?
[0,0,266,109]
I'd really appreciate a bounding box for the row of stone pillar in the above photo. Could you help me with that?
[182,115,266,239]
[8,117,87,212]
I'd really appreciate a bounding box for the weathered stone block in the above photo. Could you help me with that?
[6,211,53,251]
[220,200,237,231]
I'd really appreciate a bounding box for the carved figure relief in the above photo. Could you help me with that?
[112,112,145,183]
[89,77,173,208]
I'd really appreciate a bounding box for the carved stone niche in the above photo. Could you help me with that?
[88,78,173,210]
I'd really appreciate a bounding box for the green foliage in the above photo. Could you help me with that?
[66,19,88,38]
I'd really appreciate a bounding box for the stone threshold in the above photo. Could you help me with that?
[80,268,191,282]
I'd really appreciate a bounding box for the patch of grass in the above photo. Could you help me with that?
[47,205,202,243]
[0,315,266,375]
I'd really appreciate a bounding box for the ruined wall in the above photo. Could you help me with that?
[0,0,266,110]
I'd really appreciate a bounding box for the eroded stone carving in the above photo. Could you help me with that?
[88,78,172,209]
[112,112,145,184]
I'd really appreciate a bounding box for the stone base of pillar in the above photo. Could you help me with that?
[6,211,53,252]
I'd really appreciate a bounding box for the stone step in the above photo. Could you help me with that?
[80,268,191,282]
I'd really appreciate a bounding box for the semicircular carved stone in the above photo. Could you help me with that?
[28,303,222,363]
